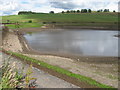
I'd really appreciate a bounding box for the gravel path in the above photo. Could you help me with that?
[1,52,79,88]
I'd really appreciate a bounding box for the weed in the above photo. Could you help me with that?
[0,55,37,89]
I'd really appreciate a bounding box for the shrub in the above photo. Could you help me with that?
[49,11,54,14]
[28,20,32,23]
[43,22,47,24]
[113,10,116,12]
[0,56,37,88]
[51,21,56,24]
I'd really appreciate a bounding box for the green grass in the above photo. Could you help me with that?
[5,51,115,88]
[2,13,118,23]
[5,22,43,29]
[1,12,118,29]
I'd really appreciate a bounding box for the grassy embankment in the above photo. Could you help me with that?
[4,50,116,89]
[1,12,118,29]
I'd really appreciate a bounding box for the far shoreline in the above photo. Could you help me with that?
[11,24,118,32]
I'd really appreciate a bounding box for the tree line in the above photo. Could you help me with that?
[18,9,116,15]
[61,9,91,13]
[60,9,115,13]
[18,11,44,15]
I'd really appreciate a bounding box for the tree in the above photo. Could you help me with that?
[77,10,80,13]
[84,9,87,13]
[18,11,34,15]
[113,10,116,12]
[97,10,100,12]
[104,9,109,12]
[49,11,54,14]
[88,9,92,13]
[81,9,83,13]
[70,10,74,13]
[104,9,107,12]
[62,11,65,14]
[73,10,76,13]
[66,10,70,13]
[97,9,103,12]
[81,9,87,13]
[100,9,103,12]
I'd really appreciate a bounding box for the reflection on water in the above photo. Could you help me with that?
[24,29,118,57]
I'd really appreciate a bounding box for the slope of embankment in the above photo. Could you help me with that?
[2,26,31,52]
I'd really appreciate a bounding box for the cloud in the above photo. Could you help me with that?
[0,0,119,16]
[0,0,21,16]
[118,1,120,12]
[48,0,118,12]
[49,0,77,10]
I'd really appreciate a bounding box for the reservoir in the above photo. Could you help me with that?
[24,29,118,57]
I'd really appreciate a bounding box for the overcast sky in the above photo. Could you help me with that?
[0,0,119,16]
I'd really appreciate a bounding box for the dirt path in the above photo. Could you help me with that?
[24,54,118,88]
[1,52,79,88]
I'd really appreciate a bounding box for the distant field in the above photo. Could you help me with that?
[1,12,118,29]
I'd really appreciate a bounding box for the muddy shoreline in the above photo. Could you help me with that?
[54,25,118,30]
[13,26,118,33]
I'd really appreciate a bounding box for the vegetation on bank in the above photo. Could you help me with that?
[4,50,115,88]
[4,22,43,29]
[0,55,37,88]
[1,12,118,29]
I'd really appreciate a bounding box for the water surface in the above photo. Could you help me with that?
[24,29,118,57]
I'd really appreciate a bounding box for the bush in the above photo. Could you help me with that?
[49,11,54,14]
[51,21,56,24]
[113,10,116,12]
[43,22,47,24]
[28,20,32,23]
[0,56,37,88]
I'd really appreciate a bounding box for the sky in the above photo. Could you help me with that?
[0,0,119,16]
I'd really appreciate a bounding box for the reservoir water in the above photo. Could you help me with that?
[24,29,118,57]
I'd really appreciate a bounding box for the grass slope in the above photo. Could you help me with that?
[1,13,118,29]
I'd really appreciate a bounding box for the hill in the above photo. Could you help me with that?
[1,12,118,29]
